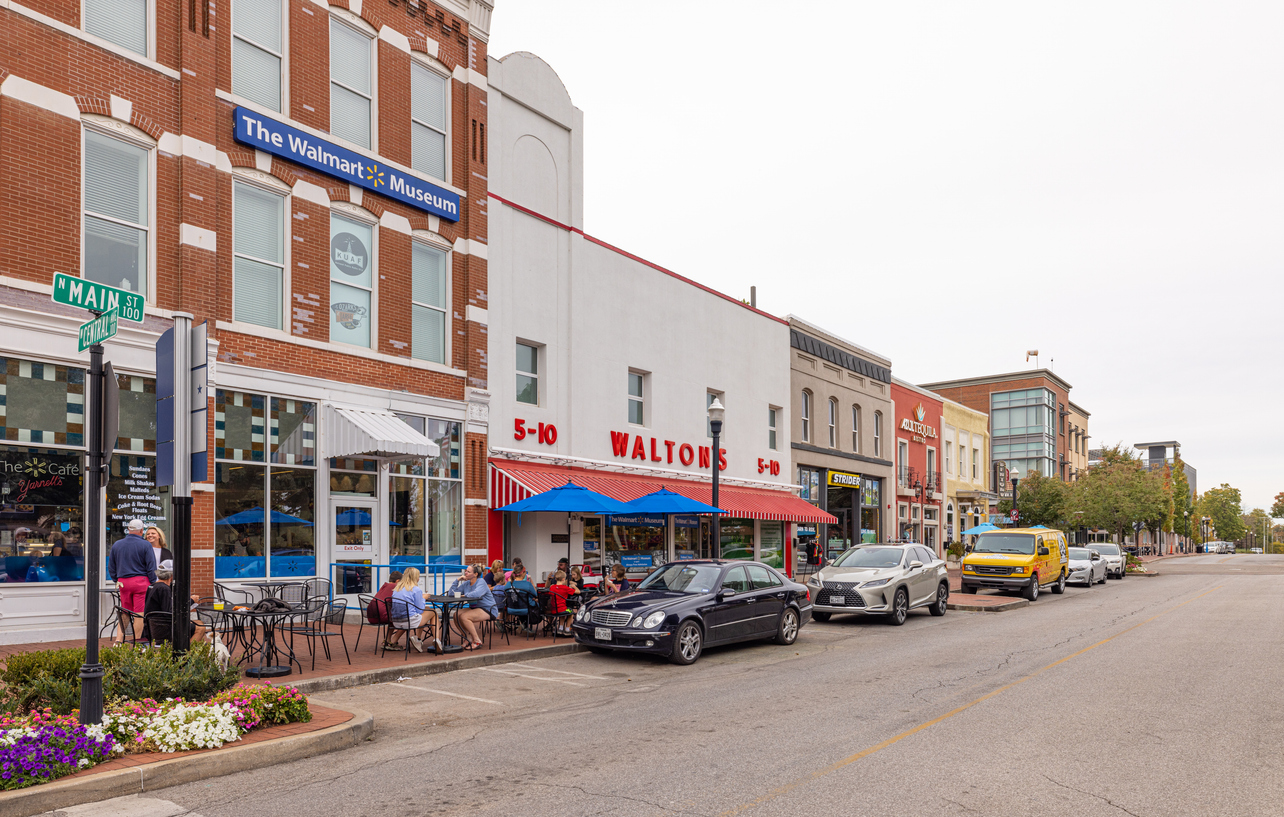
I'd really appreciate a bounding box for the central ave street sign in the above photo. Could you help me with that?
[52,273,144,323]
[78,309,119,352]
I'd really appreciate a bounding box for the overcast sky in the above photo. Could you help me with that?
[488,1,1282,516]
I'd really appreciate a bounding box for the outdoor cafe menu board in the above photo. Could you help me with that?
[109,460,164,527]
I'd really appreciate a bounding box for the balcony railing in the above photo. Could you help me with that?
[925,471,942,493]
[898,466,917,488]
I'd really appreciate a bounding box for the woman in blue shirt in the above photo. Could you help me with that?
[388,567,441,653]
[448,564,499,649]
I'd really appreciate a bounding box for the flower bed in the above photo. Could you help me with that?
[0,710,117,791]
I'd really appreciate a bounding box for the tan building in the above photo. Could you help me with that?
[941,399,995,544]
[788,317,896,564]
[1067,402,1091,480]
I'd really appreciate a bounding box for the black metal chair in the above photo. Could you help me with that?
[354,593,385,653]
[305,577,332,601]
[281,597,328,671]
[277,582,309,607]
[108,596,143,645]
[144,611,173,645]
[311,600,351,667]
[503,586,541,640]
[380,596,417,661]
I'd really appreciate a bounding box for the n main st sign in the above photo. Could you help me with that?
[53,274,144,323]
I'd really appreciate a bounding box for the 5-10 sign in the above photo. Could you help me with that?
[757,458,781,476]
[514,418,557,445]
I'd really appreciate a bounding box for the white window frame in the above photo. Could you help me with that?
[828,398,838,448]
[83,0,154,60]
[515,341,539,406]
[873,411,882,457]
[80,120,157,305]
[410,56,451,184]
[800,390,812,443]
[230,173,291,331]
[231,0,288,113]
[767,406,778,451]
[851,405,860,453]
[409,239,450,365]
[898,440,909,485]
[973,448,981,481]
[945,441,952,476]
[627,370,646,427]
[329,12,377,151]
[329,204,379,349]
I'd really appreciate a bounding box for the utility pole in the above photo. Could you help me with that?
[77,346,116,724]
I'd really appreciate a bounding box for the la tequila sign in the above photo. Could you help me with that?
[900,402,938,443]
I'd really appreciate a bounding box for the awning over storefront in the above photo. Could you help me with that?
[326,406,441,459]
[490,460,837,524]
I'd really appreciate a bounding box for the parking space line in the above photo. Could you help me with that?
[478,668,586,686]
[501,662,608,680]
[383,682,504,705]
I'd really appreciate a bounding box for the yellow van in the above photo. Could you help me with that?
[961,527,1069,601]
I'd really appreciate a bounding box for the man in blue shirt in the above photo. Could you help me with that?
[448,564,498,649]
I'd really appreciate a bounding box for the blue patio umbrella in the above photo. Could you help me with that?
[215,507,313,526]
[1030,524,1048,529]
[621,487,725,516]
[496,481,632,570]
[960,522,999,535]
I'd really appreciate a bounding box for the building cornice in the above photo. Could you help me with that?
[920,368,1074,394]
[790,443,895,470]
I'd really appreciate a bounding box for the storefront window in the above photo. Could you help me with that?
[114,373,157,452]
[215,390,266,462]
[673,516,699,562]
[606,517,665,573]
[214,462,267,578]
[719,518,755,561]
[389,475,425,563]
[0,446,85,583]
[107,454,164,544]
[269,467,315,576]
[798,467,822,504]
[271,399,315,466]
[0,359,85,446]
[759,521,783,569]
[582,517,602,573]
[426,419,460,480]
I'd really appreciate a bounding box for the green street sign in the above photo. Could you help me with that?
[52,273,144,323]
[78,309,119,352]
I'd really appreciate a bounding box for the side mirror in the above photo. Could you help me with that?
[909,561,923,570]
[719,587,738,599]
[1038,546,1050,556]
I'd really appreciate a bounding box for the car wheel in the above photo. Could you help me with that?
[1023,575,1040,601]
[775,608,800,645]
[670,621,703,665]
[812,611,832,623]
[886,587,909,625]
[929,582,949,616]
[1051,572,1066,594]
[1099,571,1107,584]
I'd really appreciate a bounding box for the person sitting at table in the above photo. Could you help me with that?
[546,570,580,636]
[604,564,630,594]
[446,564,499,650]
[388,567,441,654]
[484,559,505,587]
[568,566,586,591]
[556,557,571,578]
[506,557,524,582]
[490,569,509,614]
[142,565,205,644]
[366,570,402,626]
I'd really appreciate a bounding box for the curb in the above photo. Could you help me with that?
[947,598,1030,612]
[278,642,585,694]
[0,706,374,817]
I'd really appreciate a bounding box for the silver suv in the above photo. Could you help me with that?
[806,544,949,625]
[1094,543,1126,579]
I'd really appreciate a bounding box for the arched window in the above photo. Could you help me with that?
[851,405,861,453]
[873,411,883,457]
[801,390,812,442]
[828,398,838,447]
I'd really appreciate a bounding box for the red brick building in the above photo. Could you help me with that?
[890,379,945,555]
[0,0,495,643]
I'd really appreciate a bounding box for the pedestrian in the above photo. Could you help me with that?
[366,570,402,626]
[388,567,441,653]
[107,519,157,645]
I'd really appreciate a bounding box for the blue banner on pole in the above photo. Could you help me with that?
[155,328,175,488]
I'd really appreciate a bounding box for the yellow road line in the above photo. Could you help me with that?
[718,585,1224,817]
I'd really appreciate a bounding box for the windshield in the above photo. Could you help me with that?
[1068,548,1089,560]
[832,547,904,568]
[635,563,722,594]
[1096,545,1120,556]
[972,533,1036,555]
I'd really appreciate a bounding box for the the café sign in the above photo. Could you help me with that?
[900,403,938,443]
[1,450,83,506]
[234,107,461,222]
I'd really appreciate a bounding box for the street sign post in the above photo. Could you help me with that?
[53,273,144,323]
[78,308,119,352]
[1009,509,1019,522]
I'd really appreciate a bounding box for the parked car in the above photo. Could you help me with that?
[1067,547,1107,586]
[571,560,810,665]
[806,544,949,625]
[961,527,1069,600]
[1094,543,1126,579]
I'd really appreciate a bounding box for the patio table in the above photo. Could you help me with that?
[196,603,301,677]
[422,595,469,653]
[238,579,307,599]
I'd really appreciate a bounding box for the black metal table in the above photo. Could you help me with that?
[423,595,469,653]
[196,604,301,677]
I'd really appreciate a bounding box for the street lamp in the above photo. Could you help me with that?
[912,479,922,542]
[1183,510,1189,554]
[707,398,725,559]
[1010,469,1021,527]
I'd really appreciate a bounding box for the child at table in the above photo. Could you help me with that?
[547,570,579,636]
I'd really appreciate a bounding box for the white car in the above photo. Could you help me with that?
[1068,547,1107,586]
[1093,543,1126,579]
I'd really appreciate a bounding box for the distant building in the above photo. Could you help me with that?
[1066,402,1091,480]
[1133,441,1197,500]
[941,399,995,543]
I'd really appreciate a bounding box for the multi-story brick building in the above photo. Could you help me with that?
[890,379,945,555]
[0,0,495,643]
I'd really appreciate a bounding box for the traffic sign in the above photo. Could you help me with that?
[53,273,144,323]
[78,309,119,352]
[1010,510,1019,522]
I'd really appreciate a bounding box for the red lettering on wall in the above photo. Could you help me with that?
[544,425,557,445]
[514,419,527,441]
[679,444,695,466]
[719,449,727,471]
[664,440,675,464]
[650,438,662,462]
[631,436,647,460]
[611,431,630,457]
[517,418,556,446]
[699,447,711,469]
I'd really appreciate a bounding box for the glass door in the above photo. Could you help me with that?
[331,498,380,602]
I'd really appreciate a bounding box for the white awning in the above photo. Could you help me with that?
[325,406,440,459]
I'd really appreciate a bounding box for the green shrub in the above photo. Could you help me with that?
[2,647,87,688]
[947,542,965,559]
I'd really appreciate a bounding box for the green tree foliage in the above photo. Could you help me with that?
[1271,492,1284,520]
[1010,469,1069,529]
[1170,451,1193,539]
[1196,484,1246,543]
[1070,445,1168,545]
[1242,508,1271,547]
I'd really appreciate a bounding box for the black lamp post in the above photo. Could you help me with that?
[912,479,922,542]
[1183,510,1189,553]
[708,398,725,559]
[1010,470,1021,527]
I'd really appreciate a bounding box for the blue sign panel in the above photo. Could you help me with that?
[233,107,461,222]
[619,553,653,570]
[607,513,704,528]
[155,328,175,488]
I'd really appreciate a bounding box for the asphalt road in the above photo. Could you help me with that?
[51,555,1284,817]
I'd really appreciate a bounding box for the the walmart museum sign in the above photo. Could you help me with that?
[234,107,460,222]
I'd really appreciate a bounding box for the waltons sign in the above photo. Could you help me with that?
[234,108,460,222]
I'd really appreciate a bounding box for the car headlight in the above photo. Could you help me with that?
[862,578,890,588]
[1010,566,1023,574]
[808,573,823,586]
[962,564,975,573]
[576,607,589,622]
[643,611,665,629]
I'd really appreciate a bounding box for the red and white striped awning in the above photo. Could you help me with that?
[488,459,837,525]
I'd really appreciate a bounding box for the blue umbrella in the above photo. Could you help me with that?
[621,487,725,515]
[496,481,632,569]
[961,522,999,535]
[215,507,313,526]
[1030,524,1048,529]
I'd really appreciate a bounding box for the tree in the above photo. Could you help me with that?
[1271,492,1284,520]
[998,470,1068,529]
[1242,508,1271,548]
[1070,449,1166,546]
[1196,484,1246,544]
[1170,451,1193,542]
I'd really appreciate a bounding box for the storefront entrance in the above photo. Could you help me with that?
[331,498,379,600]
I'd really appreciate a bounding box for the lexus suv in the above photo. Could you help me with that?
[806,544,949,625]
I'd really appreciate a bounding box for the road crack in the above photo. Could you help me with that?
[532,780,708,815]
[1043,774,1143,816]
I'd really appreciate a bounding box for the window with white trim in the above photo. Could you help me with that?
[628,372,645,425]
[232,181,285,329]
[516,343,538,405]
[330,18,372,149]
[85,0,147,57]
[801,390,812,443]
[945,441,952,475]
[411,242,447,363]
[874,411,883,457]
[83,130,150,296]
[232,0,282,111]
[329,212,375,347]
[411,62,448,181]
[851,405,860,453]
[768,407,778,451]
[828,398,838,448]
[973,447,980,481]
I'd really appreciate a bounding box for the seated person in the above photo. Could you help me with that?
[143,566,204,644]
[484,559,505,587]
[604,564,631,594]
[366,570,402,625]
[569,566,586,591]
[490,570,509,614]
[546,570,580,636]
[387,567,441,653]
[447,564,499,649]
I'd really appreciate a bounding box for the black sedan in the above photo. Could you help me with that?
[572,560,812,664]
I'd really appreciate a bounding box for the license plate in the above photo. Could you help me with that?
[594,627,612,641]
[829,596,845,605]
